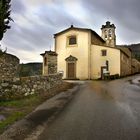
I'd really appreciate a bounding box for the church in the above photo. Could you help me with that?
[41,21,139,80]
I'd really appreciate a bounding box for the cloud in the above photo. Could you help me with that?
[2,0,140,63]
[11,0,26,14]
[80,0,140,44]
[2,0,84,63]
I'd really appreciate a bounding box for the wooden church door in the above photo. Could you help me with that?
[68,62,75,79]
[65,55,77,79]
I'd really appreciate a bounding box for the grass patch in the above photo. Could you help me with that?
[0,112,25,134]
[0,82,75,134]
[0,94,42,107]
[0,95,42,134]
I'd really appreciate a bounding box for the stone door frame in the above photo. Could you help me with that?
[65,55,78,79]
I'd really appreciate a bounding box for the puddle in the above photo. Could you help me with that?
[0,115,6,121]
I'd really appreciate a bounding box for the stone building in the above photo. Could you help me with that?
[52,21,132,80]
[40,51,57,75]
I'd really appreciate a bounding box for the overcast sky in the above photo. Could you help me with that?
[1,0,140,63]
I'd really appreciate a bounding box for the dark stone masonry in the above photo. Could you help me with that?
[0,53,62,100]
[0,53,19,81]
[0,74,62,100]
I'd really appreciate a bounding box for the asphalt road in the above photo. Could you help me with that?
[38,75,140,140]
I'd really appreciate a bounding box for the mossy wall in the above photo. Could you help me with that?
[0,74,62,100]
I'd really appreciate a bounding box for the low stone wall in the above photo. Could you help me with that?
[0,53,19,81]
[132,58,140,74]
[0,74,62,100]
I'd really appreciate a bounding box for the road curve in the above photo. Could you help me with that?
[38,75,140,140]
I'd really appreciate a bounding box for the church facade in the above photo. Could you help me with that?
[53,21,132,80]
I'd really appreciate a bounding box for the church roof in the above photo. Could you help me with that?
[54,25,105,43]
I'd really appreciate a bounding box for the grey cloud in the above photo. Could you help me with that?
[3,1,84,54]
[5,2,85,49]
[80,0,140,44]
[11,0,26,14]
[2,0,140,63]
[3,24,53,52]
[36,4,85,28]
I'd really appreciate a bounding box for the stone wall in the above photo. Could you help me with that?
[0,74,62,100]
[120,50,132,76]
[0,53,19,81]
[132,58,140,74]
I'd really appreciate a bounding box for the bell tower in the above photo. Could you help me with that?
[101,21,116,47]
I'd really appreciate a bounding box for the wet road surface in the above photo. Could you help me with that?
[38,76,140,140]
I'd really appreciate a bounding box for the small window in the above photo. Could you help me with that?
[101,50,107,56]
[44,57,47,66]
[68,36,77,45]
